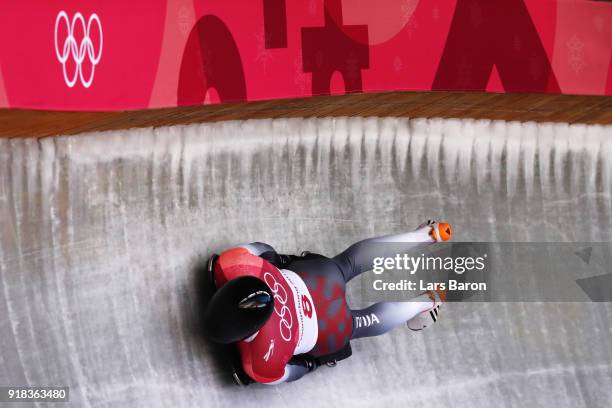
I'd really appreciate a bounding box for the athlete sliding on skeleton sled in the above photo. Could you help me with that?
[202,220,452,385]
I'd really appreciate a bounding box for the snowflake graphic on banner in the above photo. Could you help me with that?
[567,35,585,74]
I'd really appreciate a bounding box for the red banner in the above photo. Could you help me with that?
[0,0,610,111]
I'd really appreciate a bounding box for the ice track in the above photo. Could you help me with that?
[1,117,611,407]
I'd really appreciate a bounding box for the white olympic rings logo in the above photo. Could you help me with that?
[263,272,293,342]
[54,11,103,88]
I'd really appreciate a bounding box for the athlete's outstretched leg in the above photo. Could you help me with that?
[350,291,444,339]
[333,220,452,282]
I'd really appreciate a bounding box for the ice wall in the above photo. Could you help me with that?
[0,117,611,407]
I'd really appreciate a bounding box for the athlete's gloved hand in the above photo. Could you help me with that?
[289,356,318,372]
[259,251,293,268]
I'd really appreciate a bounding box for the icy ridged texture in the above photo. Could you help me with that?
[12,117,609,244]
[0,117,611,408]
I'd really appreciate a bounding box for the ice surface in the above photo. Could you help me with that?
[1,117,611,407]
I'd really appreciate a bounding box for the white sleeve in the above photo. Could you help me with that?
[265,364,309,384]
[239,242,278,256]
